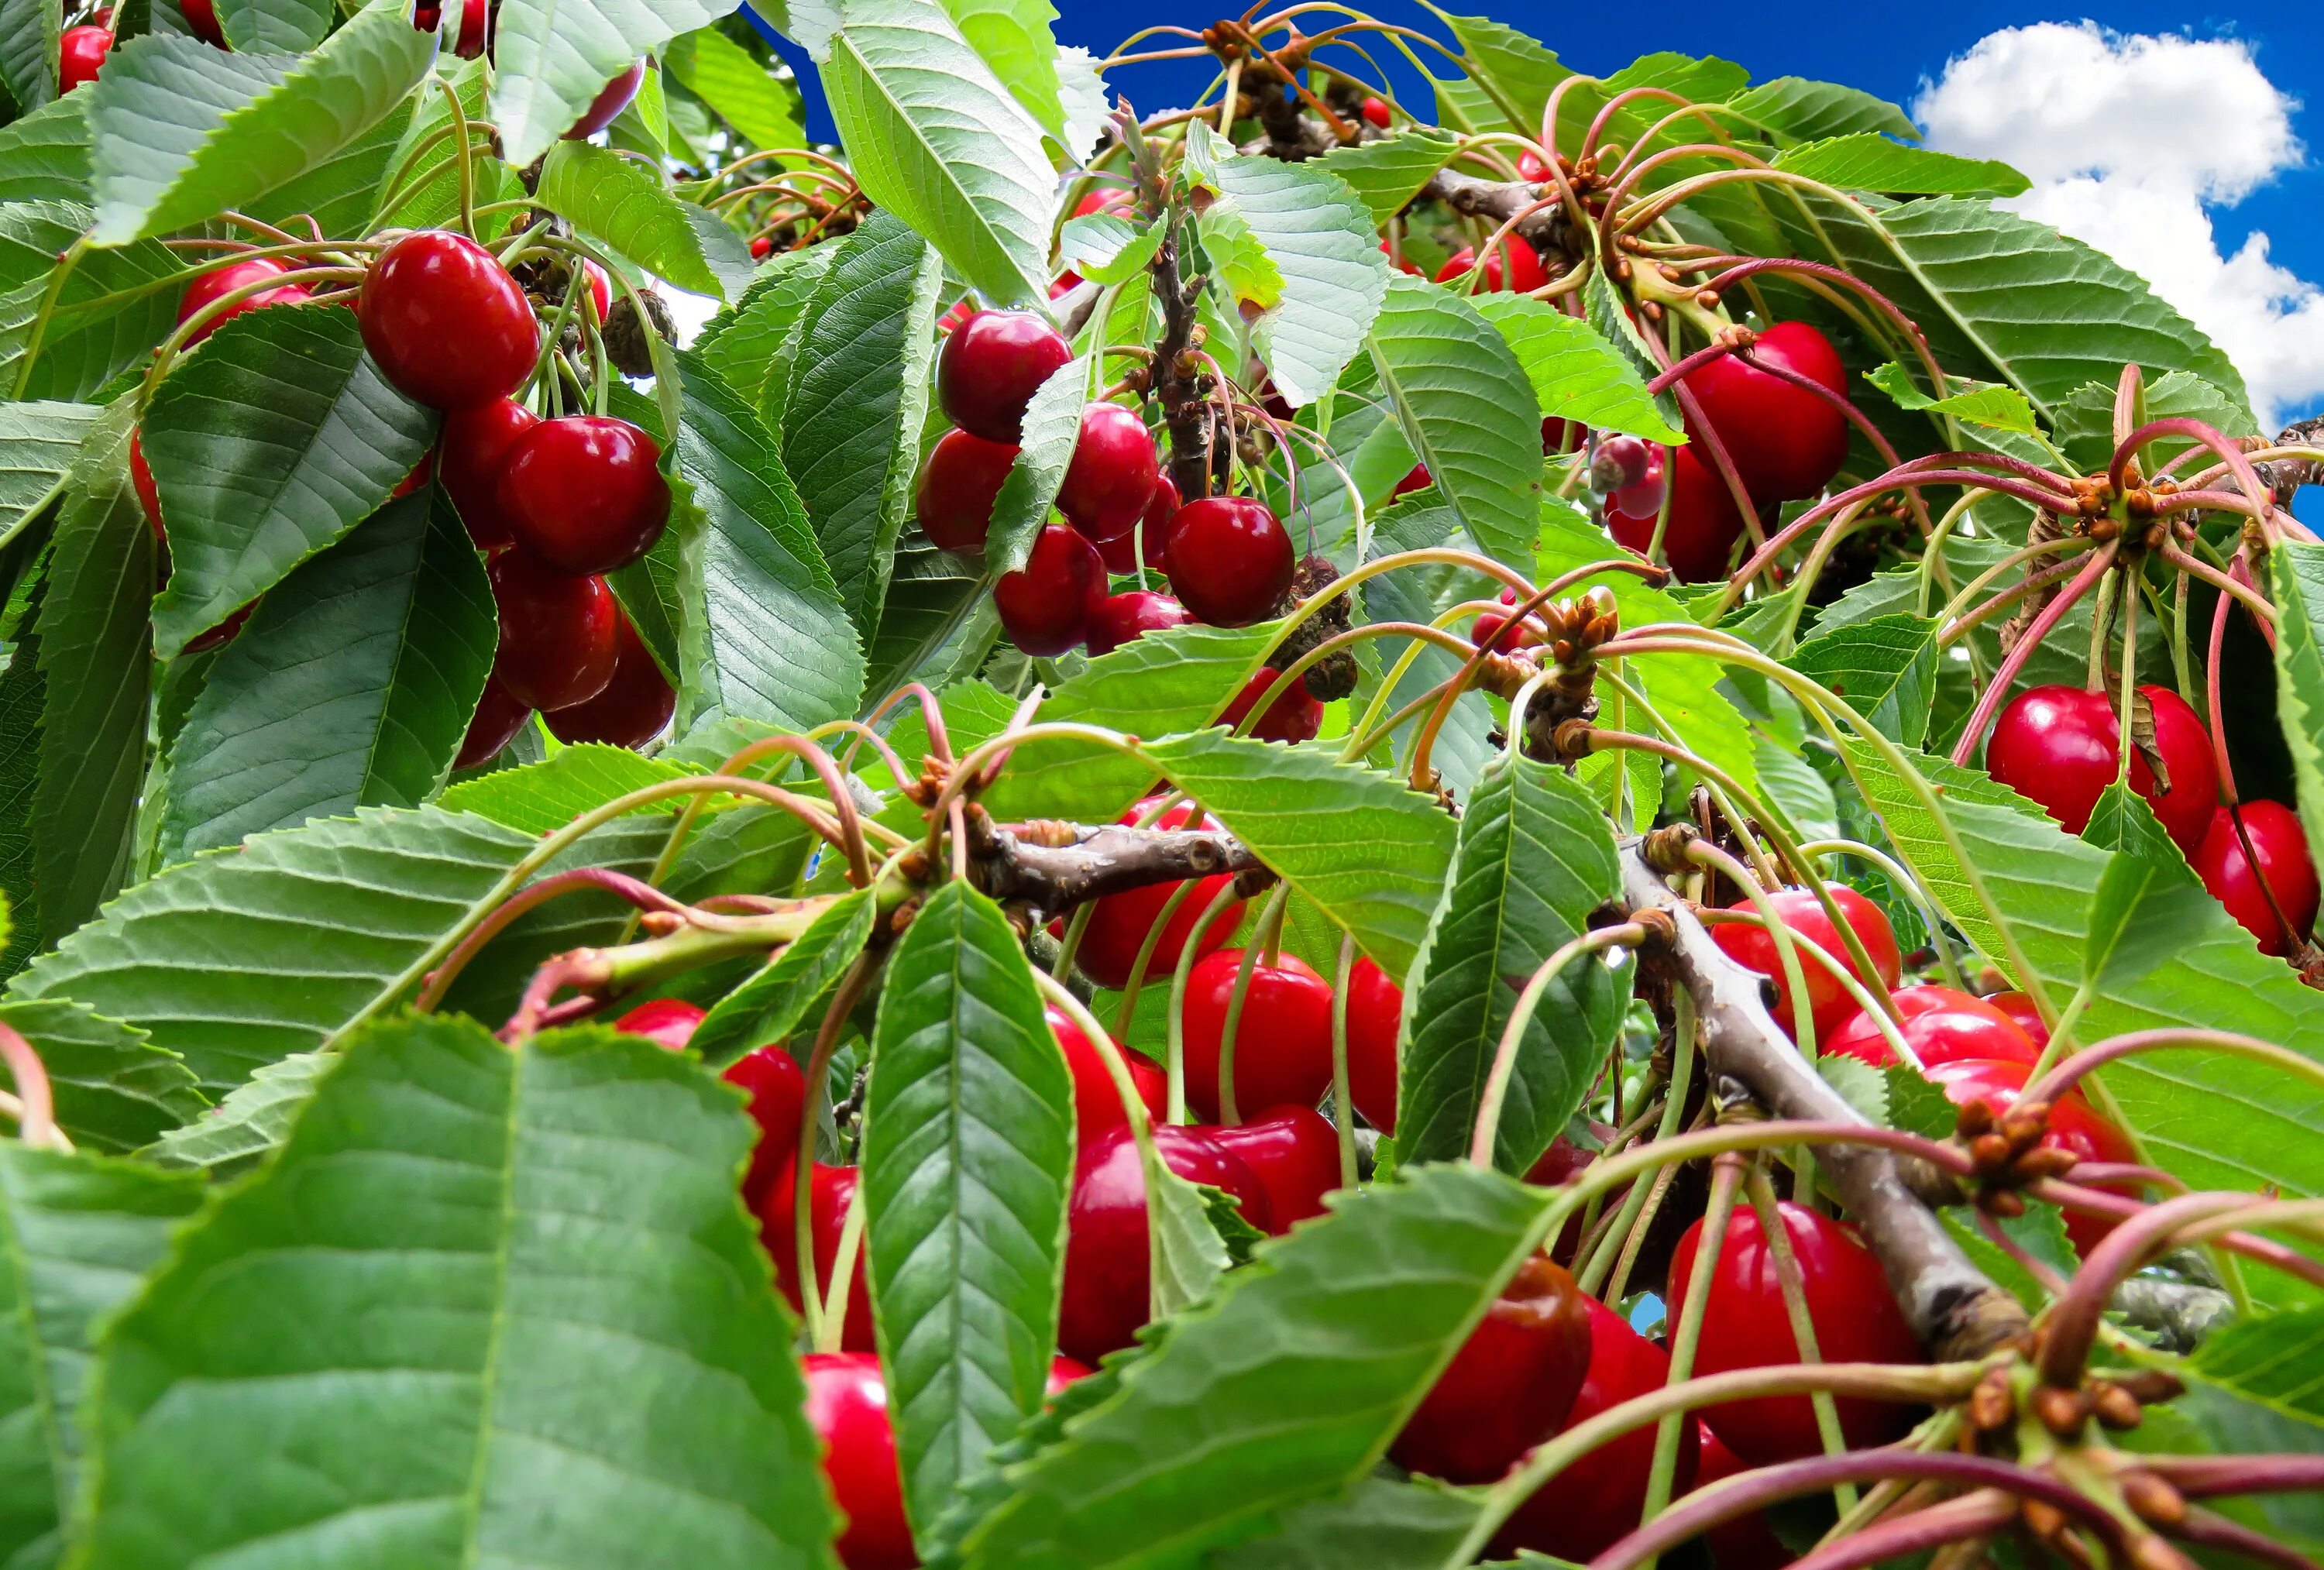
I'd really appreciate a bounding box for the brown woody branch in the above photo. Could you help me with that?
[1148,217,1220,501]
[2257,414,2324,503]
[966,812,1265,913]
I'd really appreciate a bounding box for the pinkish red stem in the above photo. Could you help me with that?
[1947,541,2120,765]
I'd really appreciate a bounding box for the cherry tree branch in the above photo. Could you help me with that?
[2256,413,2324,502]
[964,811,1267,913]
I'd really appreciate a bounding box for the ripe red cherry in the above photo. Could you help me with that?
[750,235,775,262]
[1097,475,1177,574]
[1390,463,1432,500]
[499,415,669,575]
[1342,956,1402,1132]
[1923,1058,2134,1256]
[486,550,618,712]
[390,452,433,498]
[1059,1125,1271,1362]
[1691,1427,1789,1570]
[1682,322,1849,503]
[1072,187,1133,218]
[359,231,538,411]
[1392,1256,1590,1482]
[800,1352,915,1570]
[1085,590,1192,657]
[761,1161,874,1352]
[129,430,163,538]
[612,997,703,1050]
[2193,801,2319,955]
[59,25,110,90]
[1071,798,1244,988]
[580,260,611,322]
[1708,885,1902,1044]
[994,523,1106,656]
[177,257,312,345]
[1984,684,2218,856]
[1593,435,1667,517]
[1219,667,1323,744]
[438,397,539,550]
[1360,96,1391,128]
[1045,1003,1166,1147]
[1491,1297,1698,1561]
[1985,990,2050,1048]
[1824,984,2040,1070]
[1607,444,1745,583]
[1473,587,1542,654]
[1669,1201,1924,1464]
[723,1044,807,1205]
[1433,238,1549,294]
[1517,149,1552,183]
[1165,496,1293,627]
[938,311,1071,444]
[565,58,646,139]
[180,0,225,46]
[916,428,1018,554]
[1057,404,1160,541]
[1207,1105,1340,1230]
[455,675,531,768]
[452,0,489,54]
[1181,948,1336,1121]
[543,608,674,747]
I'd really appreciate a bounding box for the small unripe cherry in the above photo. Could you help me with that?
[359,230,538,411]
[1218,666,1322,743]
[177,257,313,345]
[498,415,670,575]
[542,608,674,748]
[1057,403,1160,541]
[564,58,646,139]
[1165,496,1293,627]
[1085,589,1192,657]
[916,427,1019,554]
[486,550,618,713]
[1591,435,1666,517]
[2192,800,2319,955]
[937,311,1071,444]
[993,523,1105,656]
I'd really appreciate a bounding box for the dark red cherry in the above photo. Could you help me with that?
[1207,1105,1340,1230]
[724,1044,808,1206]
[1360,95,1391,129]
[1085,590,1192,657]
[543,608,673,746]
[1984,684,2218,856]
[1057,403,1160,541]
[359,230,538,411]
[486,550,618,712]
[1606,444,1745,583]
[1390,463,1432,500]
[761,1161,874,1352]
[1072,187,1133,219]
[437,397,539,550]
[177,257,312,345]
[565,58,646,139]
[994,524,1105,656]
[1681,322,1848,503]
[1433,238,1549,294]
[1824,984,2040,1070]
[1165,496,1293,627]
[2193,801,2319,955]
[454,675,531,768]
[1218,667,1322,743]
[452,0,490,54]
[938,311,1071,444]
[1096,475,1177,574]
[1690,1427,1789,1570]
[1709,885,1900,1045]
[1180,948,1336,1121]
[613,998,703,1050]
[1473,587,1542,654]
[1071,798,1244,988]
[1670,1201,1924,1465]
[129,431,163,539]
[1392,1256,1591,1482]
[180,0,225,46]
[1985,991,2050,1049]
[1045,1003,1166,1147]
[801,1352,916,1570]
[59,25,110,90]
[917,427,1019,554]
[1058,1125,1270,1362]
[1342,956,1402,1132]
[390,451,433,499]
[1923,1058,2134,1256]
[499,415,669,575]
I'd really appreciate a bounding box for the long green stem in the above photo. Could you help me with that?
[1642,1156,1743,1550]
[1329,933,1360,1190]
[1747,1168,1858,1514]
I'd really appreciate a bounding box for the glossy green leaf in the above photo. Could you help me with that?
[490,0,737,165]
[2270,540,2324,862]
[1146,1160,1236,1320]
[0,0,59,115]
[0,201,179,402]
[140,1049,328,1177]
[861,538,998,709]
[1056,215,1158,288]
[215,0,332,53]
[1314,127,1461,225]
[368,57,521,239]
[0,95,92,204]
[535,139,756,303]
[0,998,206,1154]
[437,744,688,835]
[1864,362,2040,434]
[1786,613,1937,747]
[1436,14,1569,136]
[1772,134,2026,196]
[0,563,46,981]
[1468,294,1684,445]
[1719,77,1919,145]
[940,0,1066,151]
[696,242,841,429]
[983,352,1096,575]
[691,886,877,1067]
[0,400,97,540]
[2192,1303,2324,1424]
[664,25,806,149]
[2082,847,2215,994]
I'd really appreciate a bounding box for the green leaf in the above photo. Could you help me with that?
[85,0,435,243]
[1146,1157,1236,1319]
[2080,781,2184,862]
[0,1146,205,1568]
[73,1013,838,1570]
[957,1164,1556,1568]
[1721,77,1919,146]
[2272,541,2324,862]
[664,25,806,149]
[696,243,840,428]
[369,56,521,239]
[0,95,91,205]
[983,352,1095,575]
[820,0,1059,306]
[1939,1204,2075,1310]
[1398,754,1625,1174]
[1213,1476,1487,1570]
[143,300,438,659]
[1056,215,1159,288]
[1365,276,1543,568]
[490,0,738,165]
[0,565,46,981]
[1314,126,1461,225]
[0,201,179,402]
[0,998,207,1153]
[2192,1304,2324,1424]
[437,744,689,835]
[1436,14,1569,137]
[159,491,495,863]
[1139,728,1457,979]
[864,881,1074,1534]
[691,886,877,1067]
[1468,294,1684,445]
[215,0,332,53]
[2082,846,2216,994]
[940,0,1067,152]
[0,0,59,115]
[1786,613,1938,747]
[2051,369,2260,477]
[861,538,998,708]
[535,139,756,304]
[141,1049,327,1177]
[0,400,98,539]
[1864,362,2040,434]
[1772,135,2026,197]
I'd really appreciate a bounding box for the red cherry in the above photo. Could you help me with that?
[1984,684,2218,856]
[1824,984,2040,1070]
[1606,444,1745,583]
[177,257,312,345]
[1072,187,1133,218]
[723,1044,808,1206]
[937,311,1072,444]
[1708,885,1901,1045]
[1164,496,1293,627]
[499,415,669,575]
[180,0,225,45]
[452,0,490,55]
[1342,956,1401,1132]
[1045,1003,1166,1147]
[1690,1427,1790,1570]
[1392,1256,1591,1482]
[1206,1105,1340,1230]
[390,451,433,499]
[761,1161,874,1352]
[1985,990,2050,1049]
[1670,1201,1924,1464]
[800,1352,915,1570]
[543,607,674,747]
[1682,322,1849,503]
[1923,1058,2134,1256]
[1544,417,1579,454]
[1473,588,1542,654]
[1057,403,1160,541]
[129,430,163,538]
[359,231,538,411]
[916,428,1019,554]
[486,550,618,712]
[1432,239,1548,294]
[59,25,110,90]
[1085,590,1192,657]
[613,998,703,1050]
[1096,476,1176,574]
[565,58,646,139]
[1491,1297,1698,1561]
[580,259,611,322]
[1044,1355,1092,1397]
[455,675,531,768]
[750,235,774,261]
[437,397,539,549]
[2192,801,2319,955]
[1360,96,1391,129]
[1390,463,1432,500]
[1517,149,1552,183]
[1218,666,1322,743]
[1593,435,1667,518]
[1070,798,1245,988]
[1058,1125,1270,1362]
[1181,948,1336,1121]
[994,524,1106,656]
[1377,239,1425,279]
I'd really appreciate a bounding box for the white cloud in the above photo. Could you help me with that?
[1915,22,2324,431]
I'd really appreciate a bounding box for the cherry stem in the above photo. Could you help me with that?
[1328,933,1360,1190]
[2112,417,2284,541]
[1947,540,2120,767]
[1466,922,1649,1166]
[0,1022,65,1152]
[1734,346,1933,535]
[1644,340,1734,393]
[1689,257,1951,398]
[2027,1027,2324,1108]
[1774,1491,2018,1570]
[788,953,880,1347]
[2032,1177,2324,1291]
[2141,1453,2324,1500]
[1643,1154,1745,1530]
[2042,1190,2277,1386]
[1164,878,1247,1126]
[2173,1504,2322,1570]
[418,867,689,1012]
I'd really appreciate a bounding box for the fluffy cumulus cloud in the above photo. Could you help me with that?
[1915,22,2324,429]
